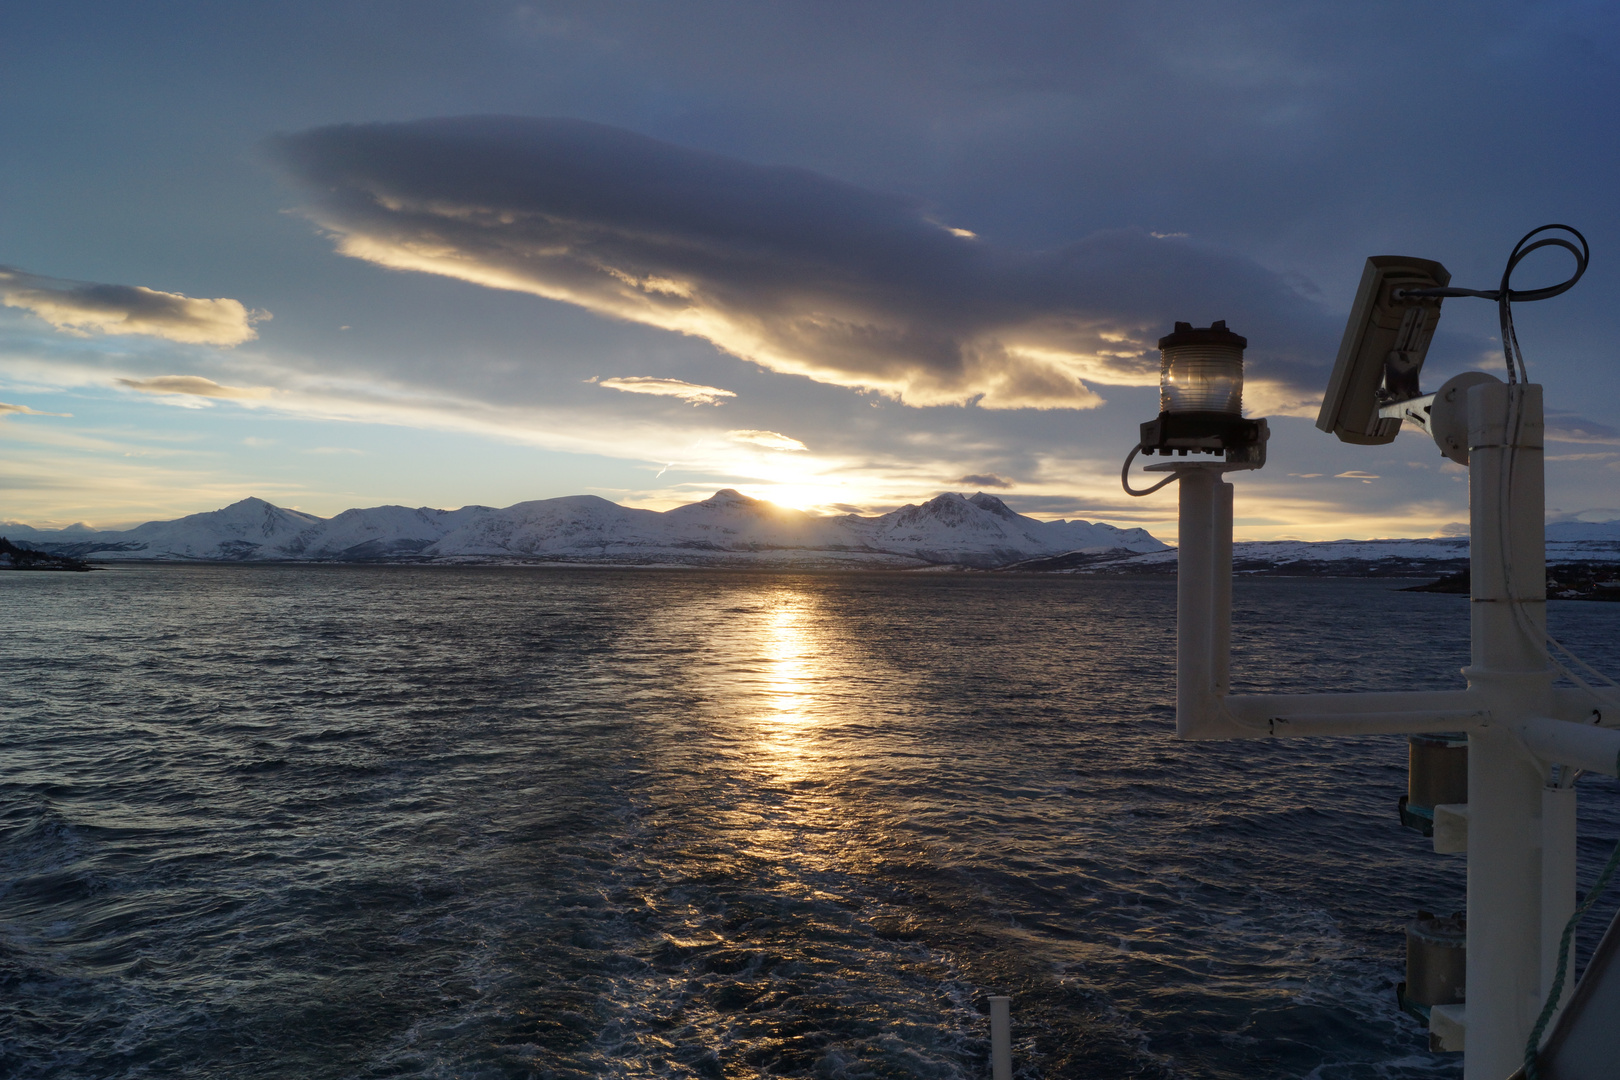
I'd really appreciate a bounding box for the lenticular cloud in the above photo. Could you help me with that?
[116,376,272,399]
[271,116,1331,412]
[0,267,265,346]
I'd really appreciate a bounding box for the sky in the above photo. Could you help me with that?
[2,1,1618,542]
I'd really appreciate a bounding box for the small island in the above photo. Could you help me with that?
[0,537,91,571]
[1405,563,1620,601]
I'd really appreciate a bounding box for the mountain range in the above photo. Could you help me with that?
[7,491,1620,573]
[0,490,1167,569]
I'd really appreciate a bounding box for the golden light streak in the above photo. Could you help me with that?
[751,593,825,782]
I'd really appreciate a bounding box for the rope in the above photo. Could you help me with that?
[1524,836,1620,1078]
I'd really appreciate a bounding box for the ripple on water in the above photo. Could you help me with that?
[2,566,1619,1078]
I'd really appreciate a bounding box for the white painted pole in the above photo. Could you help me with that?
[1212,479,1234,697]
[989,995,1012,1080]
[1464,381,1554,1080]
[1176,467,1216,739]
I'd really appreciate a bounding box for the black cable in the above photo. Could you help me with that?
[1120,444,1181,497]
[1393,224,1588,383]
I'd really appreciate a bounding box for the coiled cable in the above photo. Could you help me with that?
[1396,224,1588,383]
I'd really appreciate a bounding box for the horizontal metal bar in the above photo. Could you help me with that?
[1552,686,1620,726]
[1225,690,1478,720]
[1518,715,1620,777]
[1265,710,1491,737]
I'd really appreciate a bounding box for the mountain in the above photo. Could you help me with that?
[1547,521,1620,545]
[2,490,1168,569]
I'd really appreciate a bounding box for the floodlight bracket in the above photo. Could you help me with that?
[1377,393,1436,437]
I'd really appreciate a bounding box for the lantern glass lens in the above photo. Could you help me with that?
[1160,343,1244,414]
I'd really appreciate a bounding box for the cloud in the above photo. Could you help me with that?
[958,473,1013,489]
[0,401,70,419]
[1546,411,1620,446]
[271,116,1335,412]
[116,376,272,399]
[591,375,736,405]
[728,429,807,451]
[0,267,267,346]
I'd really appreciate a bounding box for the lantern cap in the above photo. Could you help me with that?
[1158,320,1247,351]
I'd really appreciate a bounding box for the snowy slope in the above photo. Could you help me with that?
[1548,522,1620,542]
[7,498,325,561]
[429,496,666,557]
[1543,521,1620,566]
[1061,530,1620,575]
[287,504,495,560]
[843,492,1161,567]
[1097,538,1473,574]
[653,490,840,551]
[4,490,1168,568]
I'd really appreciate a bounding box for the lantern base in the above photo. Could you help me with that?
[1139,412,1268,466]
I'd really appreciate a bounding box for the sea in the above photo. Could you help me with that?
[3,566,1619,1080]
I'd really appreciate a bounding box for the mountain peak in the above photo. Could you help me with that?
[684,489,799,517]
[893,492,984,527]
[212,497,325,527]
[967,492,1017,519]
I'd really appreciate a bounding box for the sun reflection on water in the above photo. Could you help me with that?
[763,601,814,715]
[754,594,824,777]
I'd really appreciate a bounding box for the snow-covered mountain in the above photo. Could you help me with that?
[13,491,1616,573]
[3,499,327,561]
[2,490,1168,569]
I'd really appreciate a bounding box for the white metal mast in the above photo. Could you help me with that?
[1125,227,1605,1079]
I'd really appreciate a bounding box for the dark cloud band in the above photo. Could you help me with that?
[272,116,1335,412]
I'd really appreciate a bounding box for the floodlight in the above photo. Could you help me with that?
[1317,256,1450,445]
[1318,225,1587,448]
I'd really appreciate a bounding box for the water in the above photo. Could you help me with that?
[2,567,1619,1079]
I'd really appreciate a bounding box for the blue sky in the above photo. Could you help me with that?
[2,1,1617,540]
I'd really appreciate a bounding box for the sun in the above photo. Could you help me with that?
[733,481,862,513]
